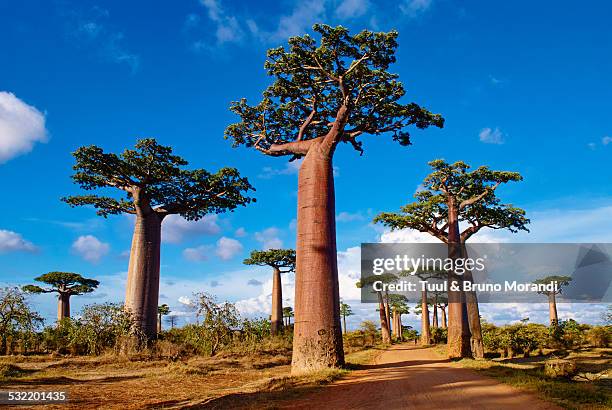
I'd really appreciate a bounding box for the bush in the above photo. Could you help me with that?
[585,326,611,347]
[431,327,447,344]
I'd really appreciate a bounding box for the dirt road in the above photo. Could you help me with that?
[285,345,560,410]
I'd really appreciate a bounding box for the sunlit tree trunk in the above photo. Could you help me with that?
[384,290,392,336]
[461,244,484,358]
[125,211,164,340]
[440,305,447,329]
[548,293,558,325]
[57,292,71,321]
[421,289,431,345]
[377,291,392,344]
[432,296,438,328]
[446,200,472,358]
[271,267,284,335]
[292,142,344,373]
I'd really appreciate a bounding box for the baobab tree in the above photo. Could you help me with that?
[533,275,572,325]
[166,315,178,329]
[244,249,296,335]
[157,304,170,333]
[339,301,354,334]
[434,292,448,329]
[357,273,397,344]
[226,24,443,372]
[374,160,529,358]
[283,306,294,326]
[23,272,99,321]
[388,294,408,340]
[62,139,254,339]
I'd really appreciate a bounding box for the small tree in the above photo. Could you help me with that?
[62,139,254,339]
[374,160,529,358]
[157,304,170,333]
[23,272,99,321]
[283,306,294,326]
[244,249,296,335]
[357,274,397,344]
[226,24,443,373]
[533,275,572,325]
[339,301,354,334]
[0,287,43,354]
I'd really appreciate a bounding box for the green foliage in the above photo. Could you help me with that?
[41,303,137,355]
[158,304,170,316]
[0,287,43,353]
[23,272,99,296]
[482,322,549,356]
[374,159,529,242]
[549,319,585,349]
[226,24,443,159]
[62,138,254,220]
[533,275,572,296]
[585,326,611,347]
[431,327,448,344]
[340,301,354,318]
[243,248,296,270]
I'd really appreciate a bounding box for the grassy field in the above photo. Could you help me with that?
[456,348,612,409]
[0,343,385,409]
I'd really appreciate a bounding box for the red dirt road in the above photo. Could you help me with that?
[285,345,561,410]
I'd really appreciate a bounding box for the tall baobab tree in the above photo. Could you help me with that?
[375,160,529,358]
[62,139,254,339]
[339,301,354,335]
[434,292,448,329]
[388,294,409,340]
[157,304,170,333]
[226,24,443,372]
[244,249,296,335]
[533,275,572,325]
[23,272,99,321]
[357,273,397,344]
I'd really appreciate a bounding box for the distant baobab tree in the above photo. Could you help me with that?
[23,272,99,321]
[165,315,179,329]
[283,306,294,326]
[533,275,572,325]
[388,294,409,340]
[62,138,254,339]
[357,273,397,344]
[244,249,296,335]
[375,160,528,358]
[339,301,354,335]
[157,304,170,333]
[226,24,443,373]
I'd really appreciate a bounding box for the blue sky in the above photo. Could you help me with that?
[1,0,610,329]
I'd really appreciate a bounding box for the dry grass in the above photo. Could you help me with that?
[457,347,612,409]
[0,344,379,409]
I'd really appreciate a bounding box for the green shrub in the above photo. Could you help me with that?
[585,326,611,347]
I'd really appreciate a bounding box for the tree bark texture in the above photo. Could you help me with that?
[378,292,392,344]
[291,142,344,373]
[549,293,558,325]
[271,267,284,335]
[461,244,484,358]
[421,289,431,345]
[57,293,70,321]
[125,213,163,340]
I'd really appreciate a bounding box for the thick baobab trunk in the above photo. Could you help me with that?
[125,212,164,340]
[440,305,447,329]
[384,291,392,336]
[271,267,283,335]
[420,289,431,345]
[548,293,558,325]
[57,292,70,321]
[396,312,403,341]
[446,202,472,359]
[378,292,392,344]
[462,245,484,359]
[292,142,344,373]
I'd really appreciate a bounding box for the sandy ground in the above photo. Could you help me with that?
[282,345,561,410]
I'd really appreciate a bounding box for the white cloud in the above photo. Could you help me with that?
[400,0,432,17]
[271,0,327,41]
[200,0,243,44]
[337,211,365,222]
[254,227,283,249]
[336,0,370,19]
[479,127,505,145]
[0,92,48,163]
[602,136,611,145]
[0,229,37,253]
[162,214,220,244]
[258,159,302,178]
[71,235,110,263]
[215,236,243,260]
[183,244,212,262]
[234,227,247,237]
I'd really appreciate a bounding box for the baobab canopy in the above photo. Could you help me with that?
[225,24,444,158]
[243,249,296,271]
[62,138,255,220]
